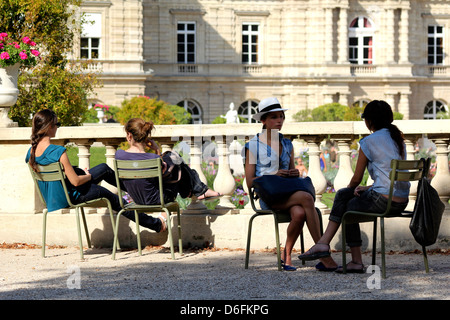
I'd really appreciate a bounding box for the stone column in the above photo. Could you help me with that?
[213,139,236,208]
[399,92,410,120]
[399,8,410,64]
[325,7,334,63]
[187,139,208,210]
[76,140,92,170]
[333,139,354,191]
[385,8,395,64]
[404,136,419,211]
[430,139,450,206]
[306,138,328,212]
[337,6,348,64]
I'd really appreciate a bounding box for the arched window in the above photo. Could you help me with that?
[349,16,374,65]
[177,99,203,124]
[238,100,259,123]
[424,100,448,119]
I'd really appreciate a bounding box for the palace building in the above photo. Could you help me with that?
[75,0,450,123]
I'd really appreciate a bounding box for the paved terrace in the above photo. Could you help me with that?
[0,120,449,253]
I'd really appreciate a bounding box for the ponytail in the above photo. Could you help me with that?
[388,123,405,159]
[29,109,58,172]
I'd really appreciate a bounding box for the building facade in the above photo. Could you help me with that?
[76,0,450,123]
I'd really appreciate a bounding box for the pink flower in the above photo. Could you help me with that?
[0,52,10,60]
[22,36,31,44]
[31,49,40,56]
[14,43,20,49]
[19,51,28,60]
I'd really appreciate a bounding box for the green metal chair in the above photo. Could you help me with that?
[111,158,182,260]
[28,162,115,260]
[341,158,430,278]
[245,185,323,270]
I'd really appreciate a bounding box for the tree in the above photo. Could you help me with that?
[116,96,191,125]
[0,0,100,126]
[293,103,357,122]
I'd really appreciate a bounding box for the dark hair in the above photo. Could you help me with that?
[124,118,155,143]
[362,100,405,158]
[29,109,58,172]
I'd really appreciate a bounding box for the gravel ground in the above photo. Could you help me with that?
[0,244,448,304]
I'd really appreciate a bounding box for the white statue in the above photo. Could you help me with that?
[221,102,240,124]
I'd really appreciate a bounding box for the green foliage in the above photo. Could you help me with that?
[293,103,366,122]
[116,96,189,125]
[167,104,192,124]
[11,61,100,126]
[2,0,100,127]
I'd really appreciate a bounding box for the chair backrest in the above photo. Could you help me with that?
[113,158,165,207]
[28,162,74,208]
[384,158,429,215]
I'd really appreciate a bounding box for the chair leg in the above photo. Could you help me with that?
[273,215,282,271]
[165,209,175,260]
[134,210,142,256]
[80,207,91,248]
[300,232,305,265]
[380,217,386,279]
[372,218,377,266]
[341,221,347,274]
[177,207,183,256]
[41,209,48,258]
[422,245,429,273]
[75,207,84,260]
[245,214,257,269]
[112,210,123,260]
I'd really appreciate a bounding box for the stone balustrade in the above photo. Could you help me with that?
[1,120,450,212]
[0,120,449,250]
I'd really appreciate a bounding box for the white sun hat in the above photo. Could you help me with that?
[252,97,288,121]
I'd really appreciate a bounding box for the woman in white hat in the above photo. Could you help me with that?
[244,98,337,271]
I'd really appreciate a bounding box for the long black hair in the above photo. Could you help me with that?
[362,100,405,159]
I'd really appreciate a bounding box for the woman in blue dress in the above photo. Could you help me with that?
[244,97,333,271]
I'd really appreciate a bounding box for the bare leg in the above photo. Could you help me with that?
[282,205,305,266]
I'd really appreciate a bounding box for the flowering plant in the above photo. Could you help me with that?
[94,104,110,112]
[0,33,40,68]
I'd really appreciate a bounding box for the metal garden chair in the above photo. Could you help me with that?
[245,185,323,270]
[341,158,430,278]
[111,158,182,260]
[28,162,115,260]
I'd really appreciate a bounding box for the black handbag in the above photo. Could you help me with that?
[252,175,316,206]
[409,159,445,247]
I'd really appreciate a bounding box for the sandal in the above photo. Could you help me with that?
[298,243,331,261]
[335,261,365,274]
[158,213,167,233]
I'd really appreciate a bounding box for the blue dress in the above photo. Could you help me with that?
[244,132,293,209]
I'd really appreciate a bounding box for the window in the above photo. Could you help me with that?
[428,25,444,65]
[349,17,374,65]
[238,100,259,123]
[424,100,448,119]
[177,22,196,64]
[81,13,101,59]
[177,99,202,124]
[242,23,259,64]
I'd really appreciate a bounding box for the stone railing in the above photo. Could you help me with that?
[0,120,449,216]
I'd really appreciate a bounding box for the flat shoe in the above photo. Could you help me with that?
[335,261,365,274]
[282,264,297,271]
[315,262,338,272]
[298,244,331,261]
